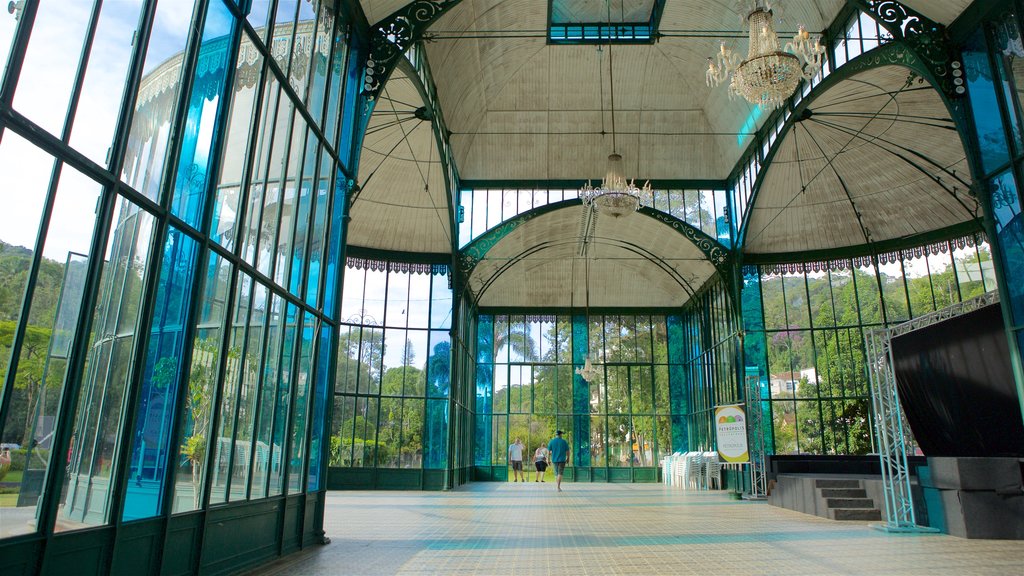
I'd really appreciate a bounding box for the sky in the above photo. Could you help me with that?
[0,0,210,262]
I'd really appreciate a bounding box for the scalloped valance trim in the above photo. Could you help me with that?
[346,257,449,276]
[758,233,985,276]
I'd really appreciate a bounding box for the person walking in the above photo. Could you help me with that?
[508,438,525,482]
[547,430,570,492]
[533,445,548,482]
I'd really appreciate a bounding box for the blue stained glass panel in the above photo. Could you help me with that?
[122,228,199,520]
[171,0,235,229]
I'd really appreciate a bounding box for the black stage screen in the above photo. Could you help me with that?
[890,303,1024,457]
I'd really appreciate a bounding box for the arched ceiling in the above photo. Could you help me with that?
[465,203,720,308]
[351,64,452,253]
[418,0,848,181]
[901,0,973,25]
[744,65,979,256]
[358,1,978,183]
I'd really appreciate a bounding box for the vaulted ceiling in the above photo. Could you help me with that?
[744,65,978,256]
[352,0,981,308]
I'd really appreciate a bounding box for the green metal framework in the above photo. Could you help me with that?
[459,199,732,280]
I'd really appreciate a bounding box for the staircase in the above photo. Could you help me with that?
[816,478,882,521]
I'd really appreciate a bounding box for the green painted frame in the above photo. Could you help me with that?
[459,199,733,280]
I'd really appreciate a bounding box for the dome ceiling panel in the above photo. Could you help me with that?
[351,66,451,253]
[466,204,719,308]
[359,0,411,25]
[900,0,973,25]
[745,65,979,256]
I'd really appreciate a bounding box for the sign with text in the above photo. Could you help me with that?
[715,404,749,463]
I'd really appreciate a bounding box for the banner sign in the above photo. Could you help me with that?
[715,404,749,463]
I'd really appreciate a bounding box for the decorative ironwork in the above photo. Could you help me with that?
[363,0,463,99]
[459,210,541,272]
[759,232,985,275]
[640,207,732,274]
[864,291,998,532]
[346,257,449,276]
[860,1,966,99]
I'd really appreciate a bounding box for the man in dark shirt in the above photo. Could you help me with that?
[547,430,570,492]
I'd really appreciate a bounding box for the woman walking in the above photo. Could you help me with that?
[533,445,548,482]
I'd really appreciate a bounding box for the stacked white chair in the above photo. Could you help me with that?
[705,451,722,490]
[687,451,705,490]
[672,453,689,488]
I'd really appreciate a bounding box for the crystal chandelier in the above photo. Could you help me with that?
[706,1,825,110]
[580,153,653,218]
[576,357,600,383]
[580,1,652,218]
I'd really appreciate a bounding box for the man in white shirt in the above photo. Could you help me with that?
[508,438,524,482]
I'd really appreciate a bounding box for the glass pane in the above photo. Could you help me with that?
[170,0,234,229]
[229,280,267,501]
[400,398,423,468]
[286,311,315,492]
[267,303,297,496]
[0,166,101,538]
[70,0,146,166]
[170,254,231,513]
[0,134,55,383]
[407,272,430,329]
[329,395,355,467]
[57,199,157,532]
[250,293,281,498]
[271,0,299,74]
[209,271,250,505]
[11,0,93,136]
[121,0,196,201]
[122,227,201,521]
[427,330,450,398]
[385,269,409,328]
[307,326,331,489]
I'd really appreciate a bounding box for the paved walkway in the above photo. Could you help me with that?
[248,483,1024,575]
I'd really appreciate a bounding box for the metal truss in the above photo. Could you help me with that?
[744,374,768,498]
[864,290,999,532]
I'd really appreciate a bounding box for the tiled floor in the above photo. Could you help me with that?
[248,483,1024,575]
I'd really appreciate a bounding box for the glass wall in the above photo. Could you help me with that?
[0,0,351,539]
[473,314,681,477]
[675,280,742,453]
[330,259,453,472]
[963,3,1024,411]
[459,187,730,247]
[744,236,993,455]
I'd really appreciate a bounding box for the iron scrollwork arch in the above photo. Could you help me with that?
[858,0,966,100]
[364,1,463,99]
[639,207,732,275]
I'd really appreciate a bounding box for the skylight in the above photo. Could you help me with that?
[548,0,665,44]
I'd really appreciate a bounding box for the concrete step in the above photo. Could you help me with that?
[815,479,862,489]
[829,507,882,521]
[826,497,876,509]
[820,488,867,498]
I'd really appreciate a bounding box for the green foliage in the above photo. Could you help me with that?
[756,245,994,455]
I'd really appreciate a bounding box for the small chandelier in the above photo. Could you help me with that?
[580,0,652,218]
[580,153,653,218]
[576,357,601,383]
[706,1,825,110]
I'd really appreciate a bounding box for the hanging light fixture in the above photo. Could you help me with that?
[575,245,601,383]
[574,214,601,384]
[580,1,652,218]
[705,0,825,110]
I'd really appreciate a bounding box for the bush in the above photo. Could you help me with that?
[5,448,50,472]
